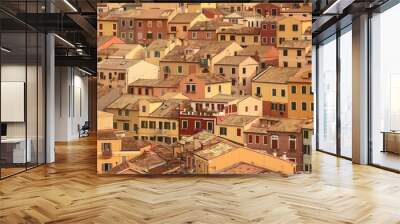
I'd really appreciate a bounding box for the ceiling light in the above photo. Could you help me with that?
[63,0,78,12]
[1,47,11,53]
[54,34,75,48]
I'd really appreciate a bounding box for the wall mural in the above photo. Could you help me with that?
[97,2,313,175]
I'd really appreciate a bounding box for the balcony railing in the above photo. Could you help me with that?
[102,151,112,159]
[180,110,224,117]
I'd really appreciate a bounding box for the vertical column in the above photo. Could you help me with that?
[46,33,55,163]
[352,14,369,164]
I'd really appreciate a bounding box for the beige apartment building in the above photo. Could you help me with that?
[214,55,259,95]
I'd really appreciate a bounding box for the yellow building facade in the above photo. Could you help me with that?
[98,16,118,37]
[288,65,313,119]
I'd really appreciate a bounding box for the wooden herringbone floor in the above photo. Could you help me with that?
[1,136,400,224]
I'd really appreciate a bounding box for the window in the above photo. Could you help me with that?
[129,20,133,27]
[232,78,236,86]
[271,24,276,30]
[303,130,309,139]
[207,121,213,131]
[172,122,176,130]
[302,102,307,111]
[279,24,285,31]
[178,66,183,74]
[245,106,248,112]
[124,110,129,116]
[256,87,261,96]
[192,32,197,39]
[292,24,298,32]
[279,37,285,45]
[121,32,126,39]
[141,105,147,112]
[129,32,133,40]
[137,21,142,27]
[231,67,236,74]
[102,163,112,173]
[123,123,129,131]
[220,35,226,41]
[195,121,201,129]
[262,37,267,44]
[157,32,162,39]
[289,136,296,151]
[291,86,296,94]
[113,122,117,129]
[271,135,279,149]
[147,21,152,28]
[149,121,156,129]
[255,105,258,111]
[283,61,288,67]
[279,104,286,112]
[164,122,171,130]
[263,24,267,30]
[182,120,188,129]
[253,36,258,43]
[218,85,222,93]
[271,9,277,16]
[185,84,196,93]
[141,120,148,128]
[242,78,246,86]
[242,67,246,74]
[231,35,236,41]
[157,21,162,28]
[297,49,302,56]
[147,32,153,39]
[271,103,276,111]
[255,135,260,144]
[291,102,297,110]
[236,128,241,136]
[281,89,285,97]
[154,51,160,58]
[248,134,253,144]
[283,49,288,56]
[171,26,176,32]
[263,136,268,145]
[272,89,276,96]
[118,73,125,80]
[220,127,227,136]
[99,23,103,30]
[302,86,307,94]
[183,26,187,31]
[102,143,112,153]
[159,121,163,129]
[318,36,337,154]
[297,62,302,68]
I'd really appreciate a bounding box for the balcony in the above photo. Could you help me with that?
[101,151,112,159]
[180,110,224,117]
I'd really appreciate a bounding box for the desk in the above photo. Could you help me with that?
[382,131,400,154]
[1,138,31,164]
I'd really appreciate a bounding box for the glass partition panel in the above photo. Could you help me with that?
[339,26,352,158]
[317,35,337,154]
[371,4,400,171]
[1,30,28,178]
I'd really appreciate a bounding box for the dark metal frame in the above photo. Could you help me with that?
[315,20,353,161]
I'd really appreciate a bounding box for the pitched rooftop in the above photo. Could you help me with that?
[97,58,141,70]
[170,12,201,24]
[218,115,259,126]
[252,67,299,84]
